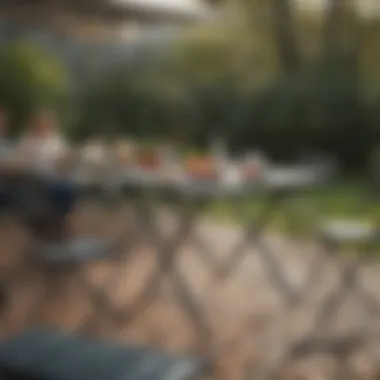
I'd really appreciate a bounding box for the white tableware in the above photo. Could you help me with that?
[220,162,243,188]
[210,138,229,180]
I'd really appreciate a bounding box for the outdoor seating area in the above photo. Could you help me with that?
[3,0,380,378]
[2,138,380,379]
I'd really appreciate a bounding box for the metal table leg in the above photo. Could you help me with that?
[303,232,380,334]
[95,195,213,349]
[218,193,299,306]
[76,234,141,333]
[314,259,380,333]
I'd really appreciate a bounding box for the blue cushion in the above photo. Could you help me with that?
[0,328,208,380]
[39,237,117,264]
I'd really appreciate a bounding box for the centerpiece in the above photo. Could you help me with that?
[82,140,107,165]
[114,139,138,165]
[185,155,217,180]
[242,151,269,181]
[136,146,161,171]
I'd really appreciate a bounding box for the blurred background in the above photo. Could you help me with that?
[0,0,379,172]
[3,2,380,379]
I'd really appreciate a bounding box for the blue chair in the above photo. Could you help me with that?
[37,237,120,266]
[19,237,128,329]
[0,328,209,380]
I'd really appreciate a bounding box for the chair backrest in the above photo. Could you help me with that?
[0,328,209,380]
[38,237,116,265]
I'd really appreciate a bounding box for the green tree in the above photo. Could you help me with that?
[0,41,69,132]
[76,64,167,140]
[75,0,380,171]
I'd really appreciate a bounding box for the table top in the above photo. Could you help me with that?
[0,159,334,199]
[76,163,332,198]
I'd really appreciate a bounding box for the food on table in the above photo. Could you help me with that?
[185,156,217,179]
[159,145,185,181]
[220,163,243,186]
[115,140,137,164]
[211,140,229,179]
[82,141,108,164]
[158,145,178,166]
[242,152,268,180]
[243,162,262,179]
[136,148,161,170]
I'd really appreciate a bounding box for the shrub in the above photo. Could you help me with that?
[0,41,69,133]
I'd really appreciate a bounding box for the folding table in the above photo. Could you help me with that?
[102,164,332,351]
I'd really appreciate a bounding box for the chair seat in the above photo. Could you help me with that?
[319,220,378,244]
[39,237,117,264]
[0,328,208,380]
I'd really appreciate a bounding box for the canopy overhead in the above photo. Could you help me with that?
[0,0,211,24]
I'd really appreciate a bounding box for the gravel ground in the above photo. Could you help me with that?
[1,206,380,379]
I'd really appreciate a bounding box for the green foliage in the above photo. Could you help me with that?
[360,20,380,96]
[169,17,277,90]
[235,70,369,168]
[0,41,69,132]
[75,65,168,140]
[71,0,380,173]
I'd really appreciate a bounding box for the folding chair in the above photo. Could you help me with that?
[0,327,210,380]
[15,236,129,329]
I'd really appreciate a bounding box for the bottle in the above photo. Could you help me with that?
[222,159,243,187]
[116,139,137,165]
[160,144,185,182]
[244,150,269,181]
[210,138,228,181]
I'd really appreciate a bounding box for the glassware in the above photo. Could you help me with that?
[221,160,243,188]
[159,144,185,182]
[82,140,105,165]
[159,144,177,168]
[210,138,228,181]
[115,139,137,165]
[243,150,269,181]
